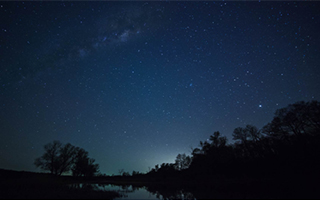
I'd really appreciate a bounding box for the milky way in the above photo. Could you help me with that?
[0,1,319,175]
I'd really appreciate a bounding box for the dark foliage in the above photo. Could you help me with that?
[35,141,99,177]
[72,147,99,177]
[146,101,320,182]
[0,169,121,199]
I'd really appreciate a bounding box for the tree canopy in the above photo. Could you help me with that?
[146,100,320,180]
[35,141,99,176]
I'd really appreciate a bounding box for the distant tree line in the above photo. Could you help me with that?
[34,141,99,177]
[34,101,320,180]
[146,101,320,180]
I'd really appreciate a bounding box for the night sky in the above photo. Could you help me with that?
[1,1,320,175]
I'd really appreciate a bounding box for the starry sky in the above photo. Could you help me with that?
[1,1,320,175]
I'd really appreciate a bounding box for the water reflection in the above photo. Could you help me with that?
[69,183,100,190]
[68,183,197,200]
[148,189,196,200]
[145,185,196,200]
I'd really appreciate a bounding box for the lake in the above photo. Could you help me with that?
[98,184,160,200]
[68,183,197,199]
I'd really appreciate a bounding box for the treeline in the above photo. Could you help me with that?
[35,100,320,180]
[146,100,320,180]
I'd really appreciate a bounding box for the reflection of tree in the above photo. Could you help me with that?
[174,190,195,200]
[101,183,196,199]
[145,185,195,200]
[131,185,140,191]
[68,183,99,191]
[121,185,130,191]
[66,183,123,199]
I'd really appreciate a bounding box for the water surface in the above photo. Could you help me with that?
[69,183,197,199]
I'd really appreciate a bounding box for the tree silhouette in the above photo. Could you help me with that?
[118,169,124,176]
[262,101,320,139]
[245,125,261,142]
[35,141,99,176]
[34,140,63,175]
[232,127,249,144]
[57,143,78,176]
[72,148,99,177]
[122,171,130,176]
[145,100,320,183]
[174,153,191,171]
[209,131,227,148]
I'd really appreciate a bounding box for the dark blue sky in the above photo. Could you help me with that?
[1,1,319,175]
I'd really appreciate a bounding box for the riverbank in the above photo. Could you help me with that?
[0,169,121,199]
[1,169,319,199]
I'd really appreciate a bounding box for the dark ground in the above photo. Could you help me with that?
[0,169,319,199]
[0,169,121,199]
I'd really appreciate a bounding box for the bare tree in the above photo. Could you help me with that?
[35,141,99,176]
[57,143,77,176]
[118,169,124,176]
[34,140,62,175]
